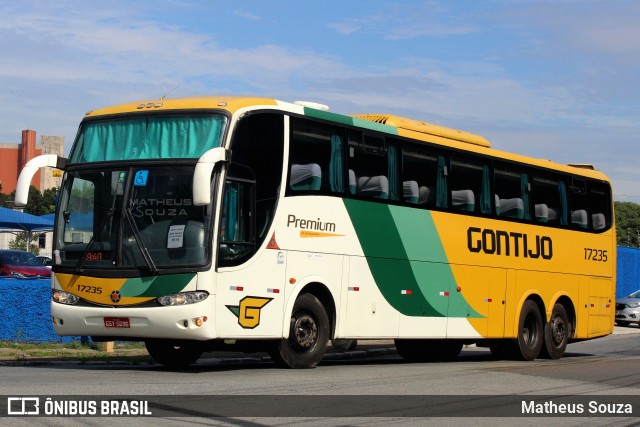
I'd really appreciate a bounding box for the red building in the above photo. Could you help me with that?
[0,130,64,195]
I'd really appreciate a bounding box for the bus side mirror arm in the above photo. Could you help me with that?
[193,147,230,206]
[14,154,67,207]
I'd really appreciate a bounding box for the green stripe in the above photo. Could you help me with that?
[344,199,482,318]
[120,273,196,297]
[303,107,398,135]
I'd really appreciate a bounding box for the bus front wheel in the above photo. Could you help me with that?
[145,340,203,369]
[540,303,570,359]
[269,293,330,368]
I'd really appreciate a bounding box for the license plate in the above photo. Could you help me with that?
[104,317,130,328]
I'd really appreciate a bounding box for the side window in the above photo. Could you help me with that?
[450,157,491,214]
[218,165,256,268]
[230,113,283,246]
[288,119,344,194]
[569,178,588,229]
[532,175,568,225]
[588,181,611,231]
[348,133,398,201]
[64,175,97,244]
[401,146,439,207]
[494,165,530,220]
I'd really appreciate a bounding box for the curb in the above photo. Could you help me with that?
[0,344,398,367]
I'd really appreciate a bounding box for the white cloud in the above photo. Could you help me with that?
[328,7,479,40]
[233,10,262,21]
[0,0,638,203]
[327,22,360,35]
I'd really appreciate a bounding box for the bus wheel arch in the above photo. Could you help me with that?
[297,282,337,339]
[269,284,334,368]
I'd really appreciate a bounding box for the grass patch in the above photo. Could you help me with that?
[0,341,151,363]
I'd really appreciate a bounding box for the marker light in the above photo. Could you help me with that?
[157,291,209,306]
[52,290,80,305]
[194,316,208,327]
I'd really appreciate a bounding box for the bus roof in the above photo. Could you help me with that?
[352,114,491,148]
[83,96,279,118]
[82,96,610,182]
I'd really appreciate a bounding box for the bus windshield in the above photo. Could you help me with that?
[69,114,227,163]
[56,165,212,272]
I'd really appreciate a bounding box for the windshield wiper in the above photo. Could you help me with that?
[125,208,158,273]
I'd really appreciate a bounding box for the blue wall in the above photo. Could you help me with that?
[617,246,640,297]
[2,246,640,342]
[0,278,66,342]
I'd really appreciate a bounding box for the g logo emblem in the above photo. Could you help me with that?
[226,296,273,329]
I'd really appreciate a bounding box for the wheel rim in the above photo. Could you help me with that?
[292,313,318,351]
[550,314,566,347]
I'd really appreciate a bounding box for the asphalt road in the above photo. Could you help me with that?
[1,326,639,426]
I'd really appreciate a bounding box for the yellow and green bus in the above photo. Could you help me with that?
[16,96,615,368]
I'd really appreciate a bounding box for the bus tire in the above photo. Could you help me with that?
[540,303,570,359]
[515,300,543,361]
[269,293,329,368]
[395,339,463,362]
[145,340,203,369]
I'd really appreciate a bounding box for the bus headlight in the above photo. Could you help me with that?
[157,291,209,306]
[52,290,80,305]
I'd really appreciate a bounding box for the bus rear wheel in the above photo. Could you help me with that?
[540,303,570,359]
[515,300,543,360]
[145,340,203,369]
[269,293,329,368]
[395,339,463,362]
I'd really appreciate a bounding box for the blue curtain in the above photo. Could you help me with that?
[559,180,568,225]
[388,145,398,201]
[521,173,531,220]
[480,165,491,213]
[223,184,238,241]
[329,135,343,192]
[436,155,448,208]
[72,116,226,163]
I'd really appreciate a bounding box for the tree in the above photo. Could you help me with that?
[615,201,640,248]
[8,231,40,254]
[0,183,10,207]
[10,185,58,216]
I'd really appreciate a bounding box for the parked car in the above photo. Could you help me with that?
[615,290,640,327]
[37,255,53,268]
[0,250,51,278]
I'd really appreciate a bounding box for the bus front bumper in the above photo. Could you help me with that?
[50,296,217,340]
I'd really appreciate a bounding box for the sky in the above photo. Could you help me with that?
[0,0,639,201]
